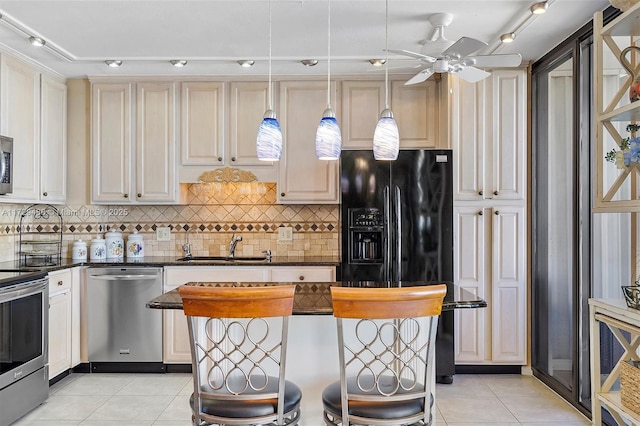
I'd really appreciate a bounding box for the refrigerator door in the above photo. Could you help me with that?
[391,150,453,282]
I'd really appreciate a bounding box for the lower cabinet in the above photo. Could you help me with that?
[453,205,527,365]
[162,266,335,364]
[48,269,72,379]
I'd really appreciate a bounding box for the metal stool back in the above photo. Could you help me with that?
[322,285,447,426]
[179,284,301,426]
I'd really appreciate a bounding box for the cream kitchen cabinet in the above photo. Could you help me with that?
[48,269,72,379]
[341,80,385,150]
[277,80,339,204]
[91,80,178,204]
[450,70,526,202]
[453,205,527,364]
[268,266,335,282]
[0,56,67,204]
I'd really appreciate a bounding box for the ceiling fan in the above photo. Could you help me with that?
[389,13,522,85]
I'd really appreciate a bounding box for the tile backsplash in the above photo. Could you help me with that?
[0,183,340,263]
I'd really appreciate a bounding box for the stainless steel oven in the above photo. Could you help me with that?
[0,272,49,426]
[0,136,13,195]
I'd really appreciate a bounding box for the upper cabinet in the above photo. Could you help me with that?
[277,80,339,204]
[0,54,67,204]
[91,80,179,204]
[391,80,441,149]
[450,70,526,202]
[341,80,385,150]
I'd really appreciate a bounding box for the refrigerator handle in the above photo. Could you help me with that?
[383,185,391,283]
[394,185,402,282]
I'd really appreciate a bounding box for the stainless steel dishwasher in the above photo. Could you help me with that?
[87,267,164,372]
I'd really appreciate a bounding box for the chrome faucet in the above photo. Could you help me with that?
[182,229,193,258]
[228,232,243,258]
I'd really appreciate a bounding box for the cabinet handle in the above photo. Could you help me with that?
[281,193,285,197]
[478,190,483,196]
[495,210,500,215]
[478,210,483,216]
[57,280,63,286]
[124,193,129,198]
[42,191,48,197]
[217,157,223,162]
[493,190,499,196]
[137,193,142,198]
[231,157,236,162]
[299,275,305,281]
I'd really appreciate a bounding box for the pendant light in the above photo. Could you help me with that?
[315,0,342,160]
[373,0,399,161]
[256,0,283,161]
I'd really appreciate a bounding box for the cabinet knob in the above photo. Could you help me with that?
[478,190,483,196]
[493,190,499,196]
[137,193,142,198]
[281,193,285,197]
[218,157,223,162]
[478,210,483,216]
[231,157,236,162]
[495,210,500,215]
[57,280,63,286]
[124,193,129,198]
[299,275,305,281]
[42,192,48,197]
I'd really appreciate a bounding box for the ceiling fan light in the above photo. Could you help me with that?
[316,108,342,160]
[500,33,516,43]
[256,112,283,161]
[433,59,449,73]
[373,109,399,161]
[530,1,548,14]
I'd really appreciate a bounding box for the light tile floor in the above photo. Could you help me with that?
[12,373,590,426]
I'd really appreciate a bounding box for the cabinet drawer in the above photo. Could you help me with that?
[48,269,72,295]
[269,267,335,283]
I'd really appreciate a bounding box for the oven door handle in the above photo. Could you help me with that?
[89,274,158,281]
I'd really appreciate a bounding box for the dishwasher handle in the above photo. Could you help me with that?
[89,274,159,281]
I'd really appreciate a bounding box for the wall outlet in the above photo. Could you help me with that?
[156,226,171,241]
[278,226,293,242]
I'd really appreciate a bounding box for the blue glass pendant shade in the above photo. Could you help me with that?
[373,109,399,161]
[315,108,342,160]
[256,113,283,161]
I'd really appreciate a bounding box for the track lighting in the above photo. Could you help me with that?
[237,60,255,67]
[29,36,45,47]
[369,59,386,66]
[500,33,516,43]
[105,60,123,67]
[170,60,188,67]
[301,59,318,66]
[530,1,548,14]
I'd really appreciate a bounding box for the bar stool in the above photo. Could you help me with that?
[179,284,302,426]
[322,285,447,426]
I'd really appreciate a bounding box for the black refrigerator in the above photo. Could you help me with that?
[340,149,455,382]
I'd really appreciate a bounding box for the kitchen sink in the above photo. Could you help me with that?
[176,256,269,262]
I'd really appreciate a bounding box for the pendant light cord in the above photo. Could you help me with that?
[327,0,331,108]
[268,0,273,111]
[384,0,389,109]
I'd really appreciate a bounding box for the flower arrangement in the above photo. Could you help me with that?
[606,124,640,170]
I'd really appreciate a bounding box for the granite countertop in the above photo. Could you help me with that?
[147,281,487,314]
[0,255,341,272]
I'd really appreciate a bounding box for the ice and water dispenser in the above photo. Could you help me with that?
[348,208,383,264]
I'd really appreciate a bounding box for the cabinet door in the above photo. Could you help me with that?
[181,82,225,165]
[40,75,67,203]
[341,80,385,149]
[278,81,339,204]
[491,205,526,363]
[453,206,487,363]
[136,82,176,203]
[391,80,439,149]
[48,269,72,379]
[1,55,40,202]
[91,82,132,203]
[229,81,276,166]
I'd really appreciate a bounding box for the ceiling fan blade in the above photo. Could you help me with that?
[443,37,488,58]
[405,68,435,86]
[470,53,522,68]
[387,49,437,62]
[454,66,491,83]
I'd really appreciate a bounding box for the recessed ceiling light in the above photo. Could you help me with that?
[500,33,516,43]
[301,59,319,66]
[237,60,255,67]
[29,36,45,47]
[105,60,123,67]
[369,59,386,66]
[530,1,548,14]
[170,60,188,67]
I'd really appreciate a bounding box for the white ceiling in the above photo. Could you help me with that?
[0,0,611,79]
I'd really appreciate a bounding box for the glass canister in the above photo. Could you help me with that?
[126,230,144,258]
[90,237,106,261]
[105,229,124,259]
[72,240,87,261]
